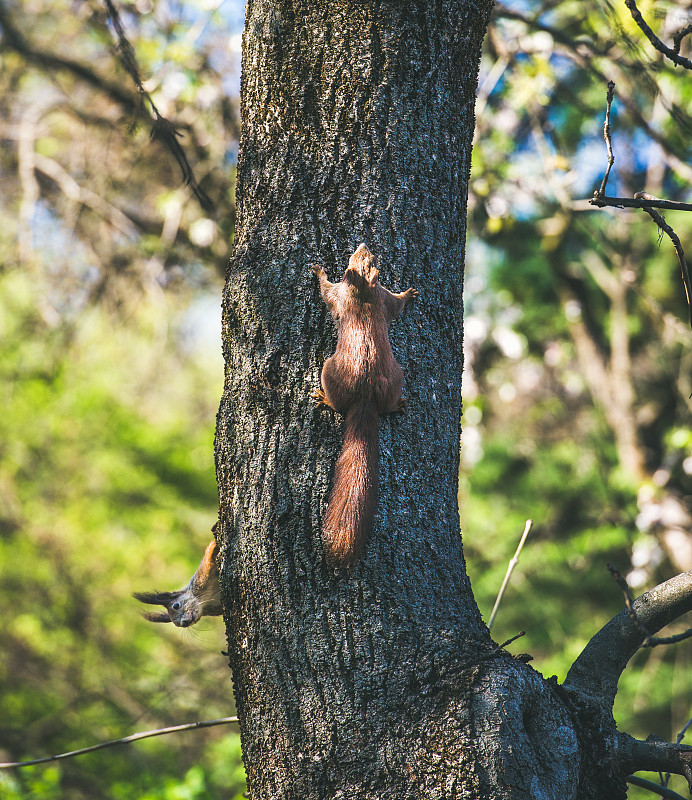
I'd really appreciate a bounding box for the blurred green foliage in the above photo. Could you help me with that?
[463,2,692,796]
[1,0,692,797]
[0,0,245,795]
[0,267,244,798]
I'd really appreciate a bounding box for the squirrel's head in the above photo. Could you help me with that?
[133,589,204,627]
[344,243,379,294]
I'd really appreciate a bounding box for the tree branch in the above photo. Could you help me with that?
[0,716,239,769]
[0,0,139,114]
[588,193,692,330]
[663,717,692,790]
[627,774,690,800]
[591,82,692,331]
[563,570,692,705]
[101,0,213,212]
[487,520,532,630]
[624,0,692,71]
[0,0,213,211]
[607,564,692,647]
[634,194,692,330]
[618,733,692,791]
[674,25,692,57]
[590,195,692,213]
[597,81,615,198]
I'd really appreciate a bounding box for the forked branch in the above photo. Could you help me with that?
[590,82,692,331]
[624,0,692,71]
[564,570,692,705]
[607,564,692,648]
[618,733,692,793]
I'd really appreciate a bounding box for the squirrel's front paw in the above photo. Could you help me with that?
[311,388,334,410]
[404,288,420,300]
[312,264,325,278]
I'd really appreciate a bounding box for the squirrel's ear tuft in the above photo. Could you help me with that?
[140,610,172,623]
[133,590,177,606]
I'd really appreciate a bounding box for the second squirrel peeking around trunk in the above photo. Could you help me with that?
[313,244,419,565]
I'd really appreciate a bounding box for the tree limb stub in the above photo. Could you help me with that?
[619,734,692,792]
[564,570,692,706]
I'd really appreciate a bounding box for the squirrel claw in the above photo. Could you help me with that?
[312,388,333,410]
[395,397,408,412]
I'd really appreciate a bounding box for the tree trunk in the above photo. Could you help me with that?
[214,1,692,797]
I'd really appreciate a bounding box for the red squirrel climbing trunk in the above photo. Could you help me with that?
[313,244,418,565]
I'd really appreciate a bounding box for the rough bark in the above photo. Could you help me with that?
[214,1,692,798]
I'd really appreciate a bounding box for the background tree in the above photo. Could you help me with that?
[464,12,692,794]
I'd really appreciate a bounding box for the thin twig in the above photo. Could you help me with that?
[674,24,692,57]
[0,716,239,769]
[591,81,692,332]
[626,774,689,800]
[597,81,616,198]
[102,0,214,211]
[607,564,692,648]
[498,630,526,649]
[590,195,692,332]
[488,520,532,630]
[634,193,692,330]
[624,0,692,70]
[676,718,692,746]
[663,716,692,788]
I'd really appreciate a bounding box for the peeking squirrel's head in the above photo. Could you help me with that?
[133,590,205,627]
[134,537,221,628]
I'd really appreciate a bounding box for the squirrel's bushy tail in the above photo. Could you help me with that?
[323,398,379,565]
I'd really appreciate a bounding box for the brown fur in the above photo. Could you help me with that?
[133,538,222,627]
[313,244,418,564]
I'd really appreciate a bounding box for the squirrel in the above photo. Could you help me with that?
[312,243,419,565]
[133,536,222,627]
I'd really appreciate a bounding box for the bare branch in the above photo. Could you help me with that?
[619,733,692,792]
[498,630,526,649]
[487,520,532,630]
[597,81,615,198]
[590,195,692,214]
[590,83,692,331]
[673,25,692,57]
[677,718,692,746]
[633,194,692,330]
[102,0,213,212]
[627,774,689,800]
[662,716,692,789]
[564,570,692,706]
[624,0,692,70]
[0,716,239,769]
[607,564,692,647]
